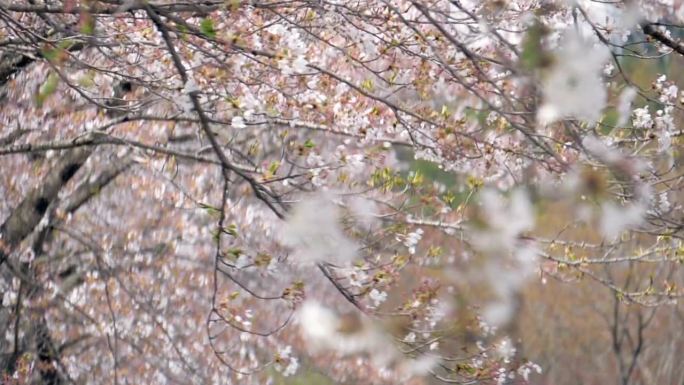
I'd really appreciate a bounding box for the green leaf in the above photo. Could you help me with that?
[80,13,95,35]
[268,161,281,175]
[408,170,424,186]
[41,46,59,62]
[520,21,550,71]
[78,71,96,88]
[200,18,216,39]
[360,79,374,91]
[466,175,483,191]
[36,73,60,107]
[303,139,315,148]
[443,190,457,206]
[223,223,238,237]
[199,202,221,217]
[176,23,189,40]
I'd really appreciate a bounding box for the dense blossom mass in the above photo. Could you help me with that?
[0,1,683,384]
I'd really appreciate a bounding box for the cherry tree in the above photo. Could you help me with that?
[0,0,683,384]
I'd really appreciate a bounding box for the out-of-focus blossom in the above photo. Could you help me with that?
[281,194,359,265]
[369,289,387,307]
[539,31,609,124]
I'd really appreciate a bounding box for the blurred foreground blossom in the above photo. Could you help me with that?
[280,194,359,265]
[538,31,609,124]
[297,301,438,378]
[471,188,535,254]
[470,189,539,326]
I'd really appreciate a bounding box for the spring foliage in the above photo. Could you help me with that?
[1,1,684,384]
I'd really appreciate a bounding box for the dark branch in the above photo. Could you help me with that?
[642,23,684,56]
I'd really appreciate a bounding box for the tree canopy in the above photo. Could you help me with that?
[1,1,684,384]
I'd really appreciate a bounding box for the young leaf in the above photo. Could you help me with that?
[200,18,216,39]
[36,73,60,107]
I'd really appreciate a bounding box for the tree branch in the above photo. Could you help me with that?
[642,23,684,56]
